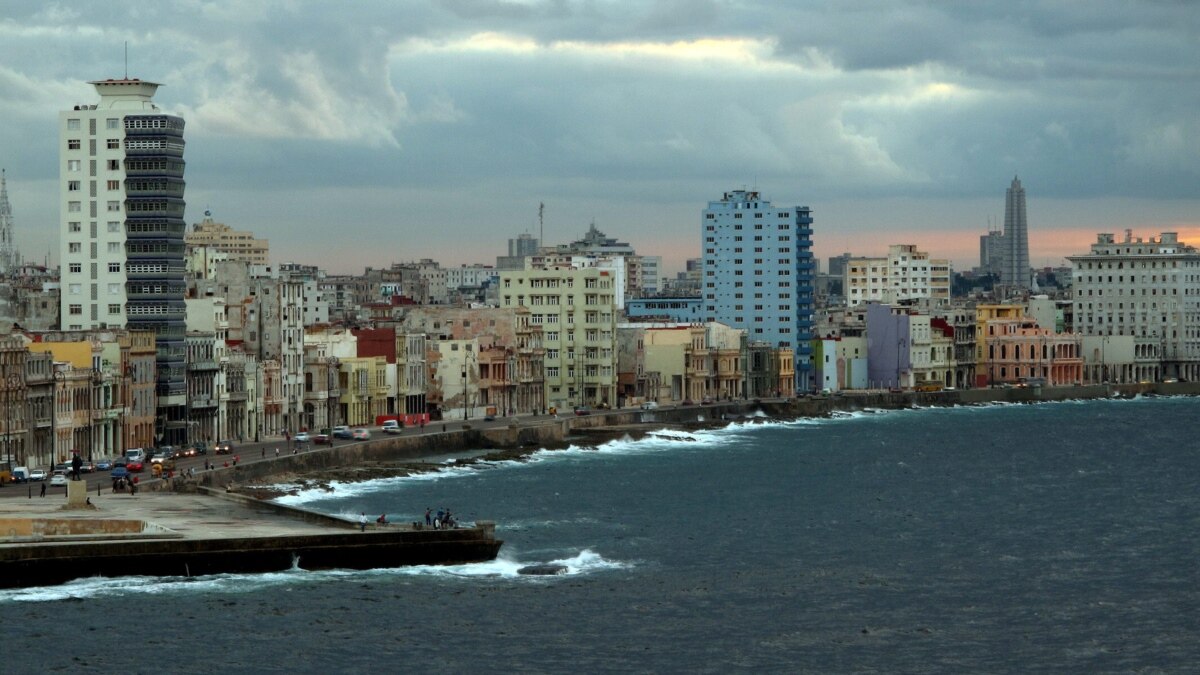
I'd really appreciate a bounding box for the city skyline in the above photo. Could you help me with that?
[1,1,1197,275]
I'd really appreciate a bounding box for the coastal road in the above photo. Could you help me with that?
[0,410,573,500]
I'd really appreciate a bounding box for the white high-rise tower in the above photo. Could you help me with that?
[59,77,189,443]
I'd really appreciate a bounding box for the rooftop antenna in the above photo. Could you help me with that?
[538,202,544,246]
[124,41,128,79]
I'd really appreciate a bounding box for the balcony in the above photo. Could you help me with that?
[187,359,219,371]
[226,390,247,402]
[189,396,217,409]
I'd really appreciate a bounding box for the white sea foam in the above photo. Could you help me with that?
[0,548,629,602]
[272,395,1169,504]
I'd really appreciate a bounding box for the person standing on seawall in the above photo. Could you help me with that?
[359,512,367,532]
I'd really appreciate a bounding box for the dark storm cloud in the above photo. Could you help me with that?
[0,0,1196,271]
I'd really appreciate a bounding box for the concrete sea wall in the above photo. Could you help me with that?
[197,381,1199,488]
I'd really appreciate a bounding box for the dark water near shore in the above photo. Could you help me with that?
[3,397,1199,673]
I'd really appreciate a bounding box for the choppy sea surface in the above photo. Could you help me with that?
[3,396,1199,673]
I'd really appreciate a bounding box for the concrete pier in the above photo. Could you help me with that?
[0,490,501,589]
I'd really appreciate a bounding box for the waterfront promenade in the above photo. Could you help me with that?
[3,381,1195,502]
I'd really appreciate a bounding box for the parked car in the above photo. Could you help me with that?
[126,460,144,473]
[29,468,48,482]
[294,432,311,443]
[332,425,352,439]
[352,428,371,440]
[50,471,69,487]
[313,433,331,445]
[214,440,233,454]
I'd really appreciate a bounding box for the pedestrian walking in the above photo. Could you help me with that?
[261,448,265,459]
[425,508,432,526]
[275,448,279,458]
[359,512,367,532]
[40,482,46,497]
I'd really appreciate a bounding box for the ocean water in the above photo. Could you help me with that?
[3,397,1198,673]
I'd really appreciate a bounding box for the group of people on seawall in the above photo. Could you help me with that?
[424,507,457,530]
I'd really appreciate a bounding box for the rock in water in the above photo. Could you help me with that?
[517,564,568,576]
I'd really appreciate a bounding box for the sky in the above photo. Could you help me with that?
[1,0,1198,277]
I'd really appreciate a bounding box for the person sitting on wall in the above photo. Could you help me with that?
[376,514,388,525]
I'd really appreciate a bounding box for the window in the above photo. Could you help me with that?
[68,201,81,212]
[69,284,81,295]
[108,242,121,253]
[68,181,80,191]
[68,139,80,150]
[107,201,120,212]
[67,160,81,172]
[69,304,82,315]
[107,221,120,233]
[67,119,80,130]
[69,263,81,273]
[68,221,81,233]
[107,159,120,171]
[68,242,81,253]
[108,283,121,294]
[107,139,120,149]
[107,180,120,191]
[108,262,120,273]
[108,304,121,315]
[106,118,119,130]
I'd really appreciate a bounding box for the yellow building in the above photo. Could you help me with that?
[338,356,388,426]
[500,265,618,411]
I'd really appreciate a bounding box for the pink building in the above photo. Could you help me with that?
[981,318,1083,386]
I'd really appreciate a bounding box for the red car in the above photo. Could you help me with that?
[314,433,331,445]
[126,460,145,473]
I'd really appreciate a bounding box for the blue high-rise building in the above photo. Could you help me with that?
[701,190,814,390]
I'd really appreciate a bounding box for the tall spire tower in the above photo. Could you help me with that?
[0,169,17,275]
[1001,175,1030,291]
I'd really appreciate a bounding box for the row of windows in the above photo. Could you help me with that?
[125,117,182,130]
[67,303,122,315]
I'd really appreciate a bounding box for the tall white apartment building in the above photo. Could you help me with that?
[499,264,618,411]
[844,244,951,307]
[1068,231,1200,381]
[59,78,189,442]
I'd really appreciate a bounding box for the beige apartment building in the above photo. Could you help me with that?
[500,265,618,412]
[845,244,951,307]
[185,213,270,265]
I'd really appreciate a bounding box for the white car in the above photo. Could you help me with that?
[294,432,311,443]
[50,471,69,487]
[381,420,402,434]
[29,468,48,482]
